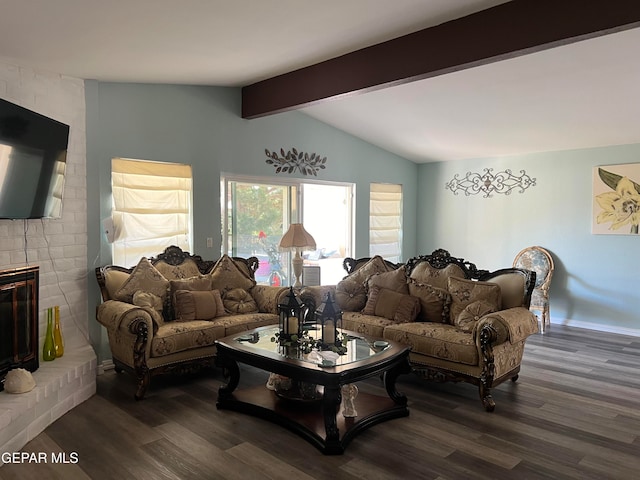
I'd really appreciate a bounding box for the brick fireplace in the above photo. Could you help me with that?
[0,60,96,459]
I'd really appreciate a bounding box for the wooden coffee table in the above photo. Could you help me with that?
[215,325,411,455]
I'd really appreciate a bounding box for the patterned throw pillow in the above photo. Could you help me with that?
[132,290,163,312]
[335,278,367,311]
[209,255,256,293]
[173,289,226,321]
[362,285,420,324]
[222,288,259,314]
[170,275,212,295]
[367,267,409,294]
[455,300,496,333]
[335,256,395,312]
[115,257,169,304]
[447,277,501,325]
[409,262,466,290]
[349,256,395,284]
[407,278,450,323]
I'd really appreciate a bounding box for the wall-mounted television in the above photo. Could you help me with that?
[0,98,69,219]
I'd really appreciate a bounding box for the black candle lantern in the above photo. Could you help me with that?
[315,291,342,348]
[278,287,304,340]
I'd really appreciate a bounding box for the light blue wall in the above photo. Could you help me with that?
[85,81,418,360]
[417,144,640,334]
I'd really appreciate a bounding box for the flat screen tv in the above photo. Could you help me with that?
[0,98,69,219]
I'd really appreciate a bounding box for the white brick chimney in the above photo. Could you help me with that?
[0,59,96,459]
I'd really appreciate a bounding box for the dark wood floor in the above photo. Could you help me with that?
[1,325,639,480]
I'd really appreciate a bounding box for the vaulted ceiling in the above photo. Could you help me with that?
[1,0,638,163]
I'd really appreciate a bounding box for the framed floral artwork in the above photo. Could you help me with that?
[592,163,640,235]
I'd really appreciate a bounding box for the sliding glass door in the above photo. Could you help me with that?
[222,176,353,286]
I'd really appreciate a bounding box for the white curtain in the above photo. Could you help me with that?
[111,158,192,267]
[369,183,402,262]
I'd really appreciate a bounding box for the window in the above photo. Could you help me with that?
[111,158,193,266]
[369,183,402,263]
[222,175,353,286]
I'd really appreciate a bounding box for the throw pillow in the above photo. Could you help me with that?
[114,257,170,304]
[455,300,496,333]
[349,255,395,284]
[132,290,163,312]
[409,262,466,290]
[407,278,450,323]
[367,267,409,294]
[209,255,256,293]
[335,278,367,311]
[170,275,212,293]
[173,289,226,321]
[222,288,259,314]
[447,277,501,325]
[362,285,420,324]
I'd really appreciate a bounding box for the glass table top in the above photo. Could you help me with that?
[230,325,390,368]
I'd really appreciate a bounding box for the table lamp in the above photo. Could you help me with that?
[279,223,316,287]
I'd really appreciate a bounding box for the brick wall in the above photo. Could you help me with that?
[0,59,89,350]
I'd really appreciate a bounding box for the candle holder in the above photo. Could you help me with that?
[278,287,305,341]
[315,291,343,350]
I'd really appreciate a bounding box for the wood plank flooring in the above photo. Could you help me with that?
[1,325,639,479]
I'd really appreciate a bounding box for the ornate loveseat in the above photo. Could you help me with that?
[301,249,538,411]
[95,246,288,399]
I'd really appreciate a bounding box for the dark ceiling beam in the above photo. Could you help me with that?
[242,0,640,118]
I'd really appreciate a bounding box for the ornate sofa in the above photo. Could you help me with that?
[95,246,288,399]
[301,249,538,411]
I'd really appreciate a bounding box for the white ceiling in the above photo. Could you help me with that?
[1,0,638,163]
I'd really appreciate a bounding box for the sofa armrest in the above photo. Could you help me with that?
[475,307,539,345]
[250,285,289,314]
[97,300,161,335]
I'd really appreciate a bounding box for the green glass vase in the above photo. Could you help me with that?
[53,305,64,357]
[42,307,56,361]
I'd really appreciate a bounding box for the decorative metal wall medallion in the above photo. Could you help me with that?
[265,148,327,176]
[445,168,536,197]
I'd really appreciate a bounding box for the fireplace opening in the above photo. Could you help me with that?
[0,266,39,391]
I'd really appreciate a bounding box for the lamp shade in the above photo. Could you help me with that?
[278,223,316,251]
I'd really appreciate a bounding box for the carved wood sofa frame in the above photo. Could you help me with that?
[95,246,259,400]
[404,249,536,411]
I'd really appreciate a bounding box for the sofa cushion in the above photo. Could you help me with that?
[383,322,479,366]
[209,254,256,293]
[341,311,397,338]
[455,300,496,333]
[115,257,170,304]
[151,321,225,357]
[336,278,367,311]
[407,278,450,323]
[223,288,259,314]
[448,277,501,324]
[173,289,226,321]
[210,312,279,336]
[409,262,466,290]
[367,267,409,294]
[362,285,420,324]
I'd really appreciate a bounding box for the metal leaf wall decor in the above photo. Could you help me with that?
[265,148,327,176]
[445,168,536,197]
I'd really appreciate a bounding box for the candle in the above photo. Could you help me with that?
[287,316,298,335]
[324,320,335,345]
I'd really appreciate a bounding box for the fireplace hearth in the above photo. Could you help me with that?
[0,266,39,391]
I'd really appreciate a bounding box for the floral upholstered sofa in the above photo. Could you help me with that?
[95,245,288,399]
[301,249,539,411]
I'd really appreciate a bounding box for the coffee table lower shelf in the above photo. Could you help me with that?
[217,385,408,455]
